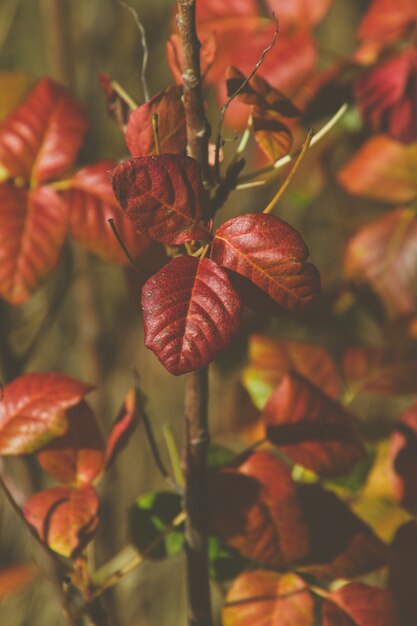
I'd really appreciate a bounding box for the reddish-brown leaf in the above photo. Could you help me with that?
[0,373,94,455]
[322,583,401,626]
[23,484,99,558]
[253,111,293,161]
[390,401,417,513]
[358,0,417,44]
[354,48,417,144]
[209,451,311,568]
[223,570,314,626]
[196,0,258,22]
[126,85,186,157]
[0,77,87,184]
[263,373,365,477]
[99,73,131,131]
[388,521,417,626]
[0,183,69,305]
[0,565,37,599]
[212,214,320,311]
[37,401,105,485]
[66,161,150,264]
[104,388,138,468]
[265,0,332,28]
[342,345,417,396]
[111,154,210,244]
[142,256,241,375]
[345,208,417,317]
[338,136,417,204]
[243,334,340,410]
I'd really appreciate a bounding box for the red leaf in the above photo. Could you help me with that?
[37,401,105,485]
[0,373,94,455]
[223,570,314,626]
[253,111,293,161]
[0,77,87,184]
[389,521,417,626]
[243,334,340,407]
[358,0,417,45]
[263,373,365,477]
[209,451,311,567]
[212,213,320,311]
[338,136,417,204]
[345,208,417,317]
[354,48,417,144]
[66,161,150,264]
[0,565,37,599]
[104,388,138,468]
[23,484,99,558]
[126,85,186,157]
[111,154,210,245]
[142,256,241,375]
[0,183,69,305]
[390,401,417,513]
[342,345,417,396]
[196,0,258,22]
[322,583,401,626]
[264,0,332,28]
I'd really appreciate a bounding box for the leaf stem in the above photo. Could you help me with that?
[118,0,150,101]
[107,218,144,275]
[152,113,161,155]
[263,129,314,214]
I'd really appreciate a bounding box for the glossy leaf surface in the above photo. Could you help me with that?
[66,161,150,264]
[243,334,339,410]
[345,208,417,317]
[0,183,68,305]
[111,154,210,244]
[126,85,186,157]
[0,373,93,455]
[338,136,417,204]
[223,570,314,626]
[37,401,105,485]
[212,213,320,311]
[0,77,87,184]
[24,484,99,558]
[322,583,400,626]
[263,373,365,477]
[142,256,241,375]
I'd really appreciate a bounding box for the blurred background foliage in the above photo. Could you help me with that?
[0,0,403,624]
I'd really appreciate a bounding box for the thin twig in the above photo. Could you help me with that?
[107,218,144,275]
[238,102,349,183]
[263,129,314,214]
[119,0,150,101]
[213,16,279,179]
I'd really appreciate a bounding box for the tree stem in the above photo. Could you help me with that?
[176,2,213,624]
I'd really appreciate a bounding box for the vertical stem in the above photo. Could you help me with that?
[177,2,213,625]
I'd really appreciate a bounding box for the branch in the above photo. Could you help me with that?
[119,0,150,101]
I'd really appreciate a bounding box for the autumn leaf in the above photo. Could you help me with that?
[263,372,365,477]
[0,183,69,305]
[0,373,94,455]
[104,388,139,469]
[358,0,417,45]
[212,213,320,311]
[65,161,150,264]
[0,77,87,184]
[0,565,37,599]
[322,583,400,626]
[111,154,210,244]
[345,208,417,317]
[142,256,241,375]
[37,401,105,485]
[253,111,293,161]
[126,85,186,156]
[23,484,99,558]
[223,570,314,626]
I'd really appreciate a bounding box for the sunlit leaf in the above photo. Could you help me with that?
[66,161,150,264]
[142,256,241,375]
[212,213,320,311]
[253,111,293,161]
[37,401,105,485]
[322,583,400,626]
[126,85,186,156]
[223,570,314,626]
[111,154,210,244]
[0,183,69,305]
[0,373,94,455]
[24,484,99,558]
[263,373,365,477]
[0,77,87,184]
